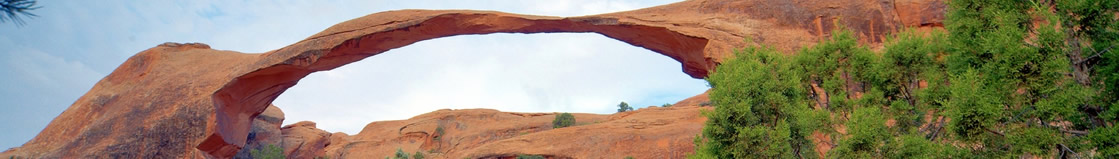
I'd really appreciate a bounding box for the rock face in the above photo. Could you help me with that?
[233,105,284,159]
[279,121,332,158]
[321,93,712,159]
[1,0,946,158]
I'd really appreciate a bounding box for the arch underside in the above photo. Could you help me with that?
[198,10,712,157]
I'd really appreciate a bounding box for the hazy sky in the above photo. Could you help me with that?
[0,0,707,149]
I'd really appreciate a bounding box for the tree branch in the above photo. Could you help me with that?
[1077,44,1116,64]
[1059,143,1082,159]
[925,116,945,140]
[984,128,1005,137]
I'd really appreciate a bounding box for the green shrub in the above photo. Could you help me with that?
[434,124,445,141]
[516,154,546,159]
[250,144,285,159]
[413,151,425,159]
[689,0,1118,158]
[662,103,673,107]
[393,148,409,159]
[691,34,820,158]
[617,102,633,112]
[553,113,576,128]
[829,107,889,157]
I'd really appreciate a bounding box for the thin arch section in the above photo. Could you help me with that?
[198,10,710,158]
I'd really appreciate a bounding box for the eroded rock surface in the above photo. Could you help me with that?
[233,105,284,159]
[279,121,332,158]
[1,0,945,158]
[319,92,711,159]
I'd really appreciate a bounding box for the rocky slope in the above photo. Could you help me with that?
[2,0,945,158]
[225,91,713,159]
[322,92,712,159]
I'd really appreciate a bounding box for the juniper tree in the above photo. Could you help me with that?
[0,0,39,25]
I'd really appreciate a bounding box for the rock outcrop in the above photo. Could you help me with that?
[319,92,712,159]
[233,105,284,159]
[278,121,332,158]
[1,0,946,158]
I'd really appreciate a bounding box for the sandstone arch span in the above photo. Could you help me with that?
[2,0,946,158]
[199,10,717,156]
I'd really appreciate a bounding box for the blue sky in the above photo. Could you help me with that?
[0,0,706,150]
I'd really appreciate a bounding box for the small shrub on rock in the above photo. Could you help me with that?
[517,154,546,159]
[552,113,576,128]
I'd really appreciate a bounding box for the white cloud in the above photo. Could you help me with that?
[0,37,104,149]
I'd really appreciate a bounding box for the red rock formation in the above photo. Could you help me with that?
[278,121,332,158]
[233,105,284,159]
[1,0,945,158]
[319,94,712,159]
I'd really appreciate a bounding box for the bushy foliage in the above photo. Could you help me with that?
[794,28,876,112]
[829,108,889,158]
[691,38,823,158]
[552,112,575,128]
[0,0,39,25]
[693,0,1119,156]
[1090,125,1119,158]
[413,151,425,159]
[434,124,445,141]
[1055,1,1119,156]
[516,154,546,159]
[617,102,633,112]
[250,144,285,159]
[393,148,409,159]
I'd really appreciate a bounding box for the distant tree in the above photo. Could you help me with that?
[250,144,285,159]
[0,0,39,25]
[662,103,673,107]
[433,125,445,141]
[829,107,889,157]
[617,102,633,112]
[552,113,576,128]
[413,151,425,159]
[393,148,409,159]
[516,154,546,159]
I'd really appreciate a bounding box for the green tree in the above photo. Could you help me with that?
[393,148,409,159]
[0,0,39,25]
[413,151,425,159]
[691,37,822,158]
[1054,1,1119,156]
[688,0,1118,157]
[829,107,889,158]
[552,113,575,128]
[617,102,633,112]
[434,124,445,141]
[1089,125,1119,158]
[250,144,285,159]
[876,29,950,132]
[516,154,545,159]
[793,27,878,115]
[942,0,1098,157]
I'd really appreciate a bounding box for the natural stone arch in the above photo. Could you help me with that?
[198,10,716,157]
